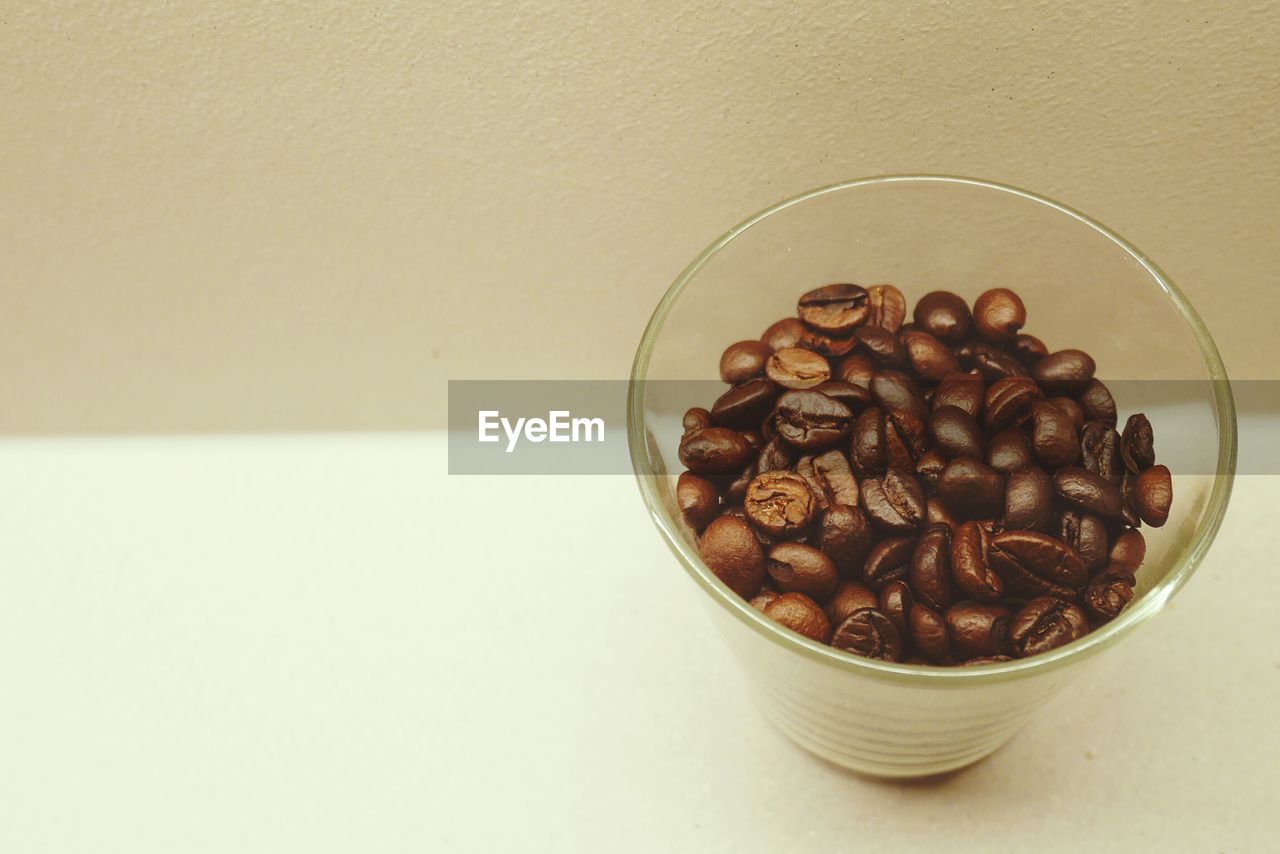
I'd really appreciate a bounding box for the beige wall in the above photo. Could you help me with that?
[2,2,1277,433]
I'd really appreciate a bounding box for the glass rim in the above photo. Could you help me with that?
[627,174,1238,686]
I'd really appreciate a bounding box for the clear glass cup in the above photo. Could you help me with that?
[627,176,1236,778]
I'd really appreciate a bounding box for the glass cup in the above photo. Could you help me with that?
[627,176,1236,778]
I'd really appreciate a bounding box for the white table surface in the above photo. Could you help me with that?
[0,431,1276,852]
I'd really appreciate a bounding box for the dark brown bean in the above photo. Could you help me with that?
[883,410,928,471]
[916,449,947,493]
[984,376,1043,432]
[951,520,1005,602]
[1079,379,1118,427]
[710,378,778,428]
[1135,464,1172,527]
[945,602,1012,659]
[973,288,1026,344]
[763,592,832,643]
[910,604,950,662]
[850,407,886,476]
[933,371,985,418]
[1081,422,1124,484]
[1030,400,1080,468]
[748,587,781,611]
[878,580,915,650]
[677,472,720,531]
[1010,597,1089,657]
[761,317,807,351]
[1003,467,1054,533]
[831,608,902,661]
[855,325,906,368]
[797,328,859,357]
[926,498,960,533]
[870,370,928,421]
[766,542,839,601]
[913,291,973,344]
[929,405,984,460]
[682,407,711,433]
[910,525,954,610]
[810,380,873,413]
[1032,349,1096,395]
[862,536,916,591]
[836,353,877,389]
[1121,413,1156,473]
[1108,529,1146,572]
[972,342,1028,379]
[1083,565,1136,624]
[744,471,817,538]
[719,340,772,383]
[1048,397,1085,433]
[679,427,754,474]
[938,458,1005,520]
[987,428,1036,475]
[866,284,907,332]
[861,469,927,533]
[1011,333,1048,364]
[902,329,960,380]
[989,530,1087,597]
[800,449,859,507]
[755,437,794,474]
[698,515,765,598]
[773,389,852,451]
[766,347,831,390]
[1057,510,1109,573]
[816,505,873,578]
[1054,467,1123,517]
[797,283,870,334]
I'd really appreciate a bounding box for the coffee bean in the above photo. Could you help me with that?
[766,542,839,601]
[755,437,795,474]
[972,343,1028,380]
[989,530,1086,597]
[929,405,984,460]
[683,407,712,433]
[720,463,756,504]
[677,472,720,531]
[866,284,907,331]
[870,370,929,420]
[1048,397,1085,433]
[945,602,1012,659]
[1032,349,1096,395]
[1083,565,1136,624]
[987,427,1036,475]
[763,592,833,643]
[853,325,904,367]
[973,288,1026,344]
[816,505,874,577]
[910,525,954,610]
[938,458,1005,519]
[761,317,808,351]
[984,376,1043,432]
[861,469,927,533]
[1120,413,1156,473]
[933,371,985,418]
[766,347,831,389]
[748,587,781,611]
[699,515,766,598]
[1057,510,1108,572]
[1135,464,1172,527]
[710,378,778,428]
[826,579,879,624]
[913,291,973,344]
[1081,422,1124,484]
[926,498,960,533]
[1079,379,1118,427]
[951,521,1005,602]
[679,427,754,474]
[910,603,950,662]
[1054,467,1123,517]
[719,340,772,383]
[811,380,873,413]
[831,609,902,661]
[1011,333,1048,364]
[1010,597,1089,657]
[1108,529,1146,571]
[902,329,960,380]
[836,353,877,388]
[850,407,887,476]
[772,389,852,451]
[1120,471,1142,528]
[744,471,817,538]
[878,580,915,651]
[798,283,870,333]
[1004,467,1054,533]
[915,449,947,493]
[883,410,927,471]
[798,328,859,357]
[862,536,916,591]
[1030,400,1080,468]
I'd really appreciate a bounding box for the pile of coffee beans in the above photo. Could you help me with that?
[676,284,1172,665]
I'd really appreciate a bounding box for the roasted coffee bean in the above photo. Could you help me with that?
[811,380,873,413]
[1048,397,1085,433]
[719,340,772,383]
[1030,400,1080,468]
[972,343,1028,379]
[763,592,833,643]
[866,284,907,331]
[756,438,795,474]
[850,407,887,476]
[798,283,870,333]
[916,449,947,493]
[679,427,754,475]
[1108,529,1146,571]
[1083,565,1136,623]
[1011,333,1049,365]
[677,472,720,531]
[797,328,859,357]
[766,347,831,389]
[1135,464,1172,527]
[862,536,916,591]
[748,587,781,611]
[871,370,929,421]
[938,458,1004,519]
[910,604,950,662]
[1032,349,1096,395]
[1081,422,1124,483]
[984,376,1043,432]
[773,389,852,451]
[951,521,1004,602]
[913,291,973,344]
[816,505,874,577]
[1120,471,1142,528]
[831,609,902,661]
[933,372,985,418]
[987,428,1036,475]
[902,329,960,380]
[945,602,1012,659]
[1079,379,1118,427]
[988,530,1086,597]
[836,353,878,389]
[683,407,712,433]
[926,498,960,532]
[1054,467,1123,517]
[878,580,915,650]
[929,405,984,460]
[741,430,762,452]
[744,471,816,538]
[698,515,765,598]
[710,378,778,428]
[861,469,927,533]
[766,542,839,601]
[761,317,808,351]
[1120,413,1156,473]
[801,449,860,507]
[910,525,954,610]
[856,325,907,367]
[1058,510,1109,572]
[883,410,928,470]
[1010,597,1089,657]
[973,288,1026,344]
[720,463,753,504]
[1003,467,1054,533]
[826,580,879,624]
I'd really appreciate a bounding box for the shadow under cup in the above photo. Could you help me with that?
[627,176,1236,777]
